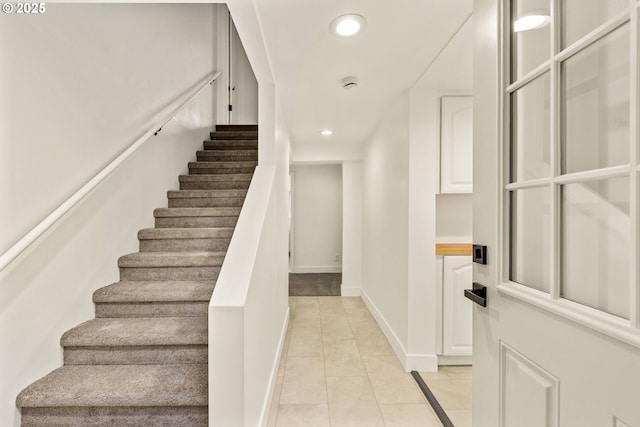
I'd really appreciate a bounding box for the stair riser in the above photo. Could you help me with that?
[216,124,258,132]
[168,197,245,208]
[21,407,207,427]
[180,181,250,190]
[189,167,255,175]
[95,302,208,318]
[204,141,258,150]
[64,346,206,365]
[196,153,257,162]
[209,132,258,140]
[140,238,230,252]
[119,267,220,281]
[155,217,238,228]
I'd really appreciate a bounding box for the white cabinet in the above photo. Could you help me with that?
[440,96,473,193]
[442,255,473,356]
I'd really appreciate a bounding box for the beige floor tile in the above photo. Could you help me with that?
[288,327,323,356]
[318,296,345,312]
[275,404,330,427]
[379,404,442,427]
[418,369,451,381]
[362,356,426,404]
[280,356,327,404]
[345,308,378,327]
[273,296,475,427]
[291,308,321,329]
[326,376,383,427]
[352,327,395,356]
[321,313,354,337]
[427,379,472,410]
[324,340,367,377]
[295,296,320,306]
[448,409,473,427]
[440,365,472,380]
[341,296,366,308]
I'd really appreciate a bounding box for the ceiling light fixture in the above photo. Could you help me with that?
[330,14,367,37]
[321,130,333,136]
[513,11,550,32]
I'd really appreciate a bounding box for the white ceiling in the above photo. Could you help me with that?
[252,0,474,148]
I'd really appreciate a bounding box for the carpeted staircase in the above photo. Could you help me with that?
[16,124,258,426]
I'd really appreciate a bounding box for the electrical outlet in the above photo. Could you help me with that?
[335,255,341,262]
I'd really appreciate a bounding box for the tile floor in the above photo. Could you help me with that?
[419,366,473,427]
[267,296,471,427]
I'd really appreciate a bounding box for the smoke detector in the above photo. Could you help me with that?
[341,76,359,90]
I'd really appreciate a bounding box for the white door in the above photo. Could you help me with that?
[440,96,474,193]
[229,20,258,124]
[473,1,640,426]
[443,255,473,356]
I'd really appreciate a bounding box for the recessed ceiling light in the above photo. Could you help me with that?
[321,130,333,136]
[330,14,367,37]
[514,11,550,32]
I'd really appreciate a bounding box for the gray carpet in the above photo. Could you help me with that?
[289,273,341,296]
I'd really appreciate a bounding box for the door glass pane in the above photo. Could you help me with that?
[511,0,551,81]
[562,0,629,48]
[561,177,630,319]
[511,72,551,182]
[561,26,630,174]
[510,187,551,292]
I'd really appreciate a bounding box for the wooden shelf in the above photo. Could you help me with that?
[436,243,472,256]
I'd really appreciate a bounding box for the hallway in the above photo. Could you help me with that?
[267,296,452,426]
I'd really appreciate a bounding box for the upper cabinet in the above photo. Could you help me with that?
[440,96,473,193]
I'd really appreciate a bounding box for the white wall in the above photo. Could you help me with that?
[231,20,259,124]
[0,4,218,425]
[361,91,411,358]
[291,164,343,273]
[360,16,474,371]
[436,195,473,242]
[341,161,363,295]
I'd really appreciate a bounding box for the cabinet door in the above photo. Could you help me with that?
[443,255,473,356]
[440,96,473,193]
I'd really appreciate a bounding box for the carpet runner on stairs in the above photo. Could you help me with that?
[16,124,258,426]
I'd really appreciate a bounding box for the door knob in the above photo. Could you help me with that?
[464,282,487,307]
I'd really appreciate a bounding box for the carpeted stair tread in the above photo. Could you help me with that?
[16,364,207,408]
[179,174,253,183]
[61,317,206,347]
[118,251,225,268]
[138,227,234,240]
[189,161,257,168]
[208,131,257,140]
[167,189,248,199]
[196,150,258,161]
[188,162,256,175]
[154,207,241,218]
[203,140,258,150]
[93,281,214,303]
[178,174,252,190]
[167,190,247,208]
[216,124,257,132]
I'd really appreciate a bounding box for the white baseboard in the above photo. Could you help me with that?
[292,266,342,273]
[341,285,362,297]
[259,307,290,427]
[360,289,438,372]
[437,355,472,366]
